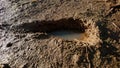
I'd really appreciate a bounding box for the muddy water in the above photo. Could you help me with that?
[48,30,83,40]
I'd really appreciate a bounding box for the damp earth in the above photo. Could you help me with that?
[0,0,120,68]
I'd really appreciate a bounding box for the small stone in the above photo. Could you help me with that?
[113,40,116,43]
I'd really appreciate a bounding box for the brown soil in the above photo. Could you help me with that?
[0,0,120,68]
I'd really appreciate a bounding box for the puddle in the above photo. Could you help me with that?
[48,30,83,40]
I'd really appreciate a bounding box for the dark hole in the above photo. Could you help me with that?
[6,42,13,47]
[13,18,87,40]
[3,64,11,68]
[15,18,86,33]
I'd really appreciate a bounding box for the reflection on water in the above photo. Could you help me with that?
[48,30,82,40]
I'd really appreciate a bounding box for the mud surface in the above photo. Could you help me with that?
[0,0,120,68]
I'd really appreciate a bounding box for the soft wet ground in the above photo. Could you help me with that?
[48,30,82,40]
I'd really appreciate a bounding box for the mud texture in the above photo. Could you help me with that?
[0,0,120,68]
